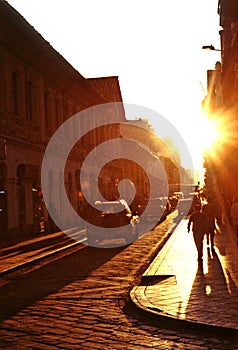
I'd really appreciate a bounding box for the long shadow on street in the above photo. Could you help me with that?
[0,245,125,322]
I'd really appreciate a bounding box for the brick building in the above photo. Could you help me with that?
[204,1,238,206]
[0,1,180,238]
[0,0,126,236]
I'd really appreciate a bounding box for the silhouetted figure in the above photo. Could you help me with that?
[202,197,217,251]
[187,204,207,263]
[231,195,238,245]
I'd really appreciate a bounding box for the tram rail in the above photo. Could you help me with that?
[0,228,87,276]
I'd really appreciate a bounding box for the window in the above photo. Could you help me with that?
[0,60,5,111]
[12,72,19,115]
[26,81,33,120]
[44,92,49,129]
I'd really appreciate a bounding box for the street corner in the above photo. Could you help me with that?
[129,274,180,319]
[129,272,238,338]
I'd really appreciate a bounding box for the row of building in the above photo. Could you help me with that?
[203,0,238,211]
[0,0,189,237]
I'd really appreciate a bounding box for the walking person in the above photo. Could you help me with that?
[202,197,217,251]
[187,204,208,263]
[231,195,238,245]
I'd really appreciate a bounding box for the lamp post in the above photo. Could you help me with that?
[201,44,222,108]
[202,45,221,52]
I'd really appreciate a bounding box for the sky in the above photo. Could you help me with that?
[6,0,221,180]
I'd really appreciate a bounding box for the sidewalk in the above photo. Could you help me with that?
[130,217,238,335]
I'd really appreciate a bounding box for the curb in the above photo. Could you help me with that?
[128,285,238,339]
[131,213,180,287]
[126,216,238,339]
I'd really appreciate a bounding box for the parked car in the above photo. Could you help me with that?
[160,197,172,219]
[173,191,184,200]
[86,199,139,246]
[141,197,170,224]
[169,195,178,211]
[177,193,201,216]
[169,192,185,212]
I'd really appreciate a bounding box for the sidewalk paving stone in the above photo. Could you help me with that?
[130,218,238,333]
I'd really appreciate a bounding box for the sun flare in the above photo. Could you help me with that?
[199,116,220,152]
[179,108,224,185]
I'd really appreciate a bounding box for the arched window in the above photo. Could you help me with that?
[0,163,7,233]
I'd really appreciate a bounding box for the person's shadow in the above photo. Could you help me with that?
[226,268,238,297]
[185,248,238,328]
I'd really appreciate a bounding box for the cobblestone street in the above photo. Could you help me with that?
[0,216,238,349]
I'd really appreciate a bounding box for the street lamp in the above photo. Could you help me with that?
[202,45,221,52]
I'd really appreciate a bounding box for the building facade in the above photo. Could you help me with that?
[203,1,238,210]
[0,1,182,238]
[0,0,126,236]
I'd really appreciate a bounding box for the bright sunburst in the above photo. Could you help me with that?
[181,109,223,185]
[199,115,220,152]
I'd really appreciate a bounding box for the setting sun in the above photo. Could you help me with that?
[199,114,220,152]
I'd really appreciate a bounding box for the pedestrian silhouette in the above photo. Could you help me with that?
[187,204,207,264]
[202,197,217,252]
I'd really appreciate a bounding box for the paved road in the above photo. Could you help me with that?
[0,216,237,349]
